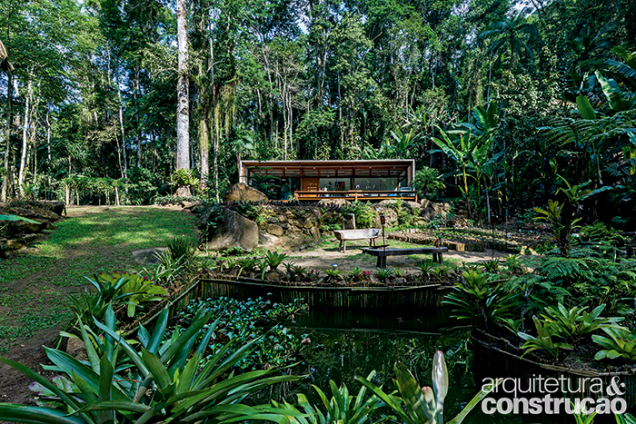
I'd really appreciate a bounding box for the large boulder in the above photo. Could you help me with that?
[419,207,437,221]
[223,183,268,203]
[377,199,420,209]
[202,207,259,251]
[40,200,66,216]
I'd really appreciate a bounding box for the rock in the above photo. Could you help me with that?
[181,200,200,210]
[420,199,431,208]
[419,207,437,220]
[267,224,284,236]
[405,201,421,209]
[287,225,300,233]
[309,227,321,239]
[265,269,285,281]
[317,198,350,207]
[133,247,169,265]
[278,215,287,223]
[448,216,470,228]
[12,220,42,234]
[7,206,60,222]
[223,183,268,203]
[431,202,451,215]
[40,200,66,216]
[298,217,315,228]
[258,231,279,248]
[6,239,24,250]
[66,337,87,361]
[203,207,259,251]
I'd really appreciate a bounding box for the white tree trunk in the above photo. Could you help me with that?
[176,0,190,172]
[176,0,190,196]
[18,75,32,197]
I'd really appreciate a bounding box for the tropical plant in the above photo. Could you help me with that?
[350,267,363,281]
[170,168,200,193]
[478,8,538,71]
[275,371,389,424]
[443,270,520,330]
[413,167,446,197]
[388,267,402,278]
[593,325,636,361]
[325,268,343,278]
[518,316,573,359]
[96,271,168,317]
[418,261,436,279]
[265,250,288,271]
[480,259,500,273]
[235,256,260,279]
[0,306,302,423]
[376,268,393,282]
[166,235,198,263]
[355,351,501,424]
[540,303,622,342]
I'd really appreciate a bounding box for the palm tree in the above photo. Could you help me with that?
[478,9,538,72]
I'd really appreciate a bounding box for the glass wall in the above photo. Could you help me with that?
[319,178,351,191]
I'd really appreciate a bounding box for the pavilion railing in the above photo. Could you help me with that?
[294,189,417,202]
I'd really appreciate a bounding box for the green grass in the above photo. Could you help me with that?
[0,206,197,353]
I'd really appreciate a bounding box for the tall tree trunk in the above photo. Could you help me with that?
[115,63,128,180]
[176,0,191,196]
[18,74,32,197]
[198,64,209,190]
[2,71,13,201]
[134,67,141,167]
[46,108,51,188]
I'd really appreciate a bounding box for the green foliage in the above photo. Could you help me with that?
[178,297,308,370]
[593,326,636,361]
[355,351,500,424]
[170,168,200,192]
[443,270,520,330]
[540,303,622,343]
[341,201,378,229]
[518,316,573,359]
[376,268,393,282]
[166,236,198,264]
[0,306,300,423]
[413,167,446,197]
[324,269,343,277]
[95,271,168,317]
[265,250,289,271]
[276,371,387,424]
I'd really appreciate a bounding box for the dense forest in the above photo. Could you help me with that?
[1,0,635,225]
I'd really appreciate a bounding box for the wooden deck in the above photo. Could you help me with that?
[295,189,417,202]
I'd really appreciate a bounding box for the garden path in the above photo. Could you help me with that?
[287,236,511,273]
[0,206,196,406]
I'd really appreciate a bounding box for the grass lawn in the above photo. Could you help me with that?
[0,206,197,353]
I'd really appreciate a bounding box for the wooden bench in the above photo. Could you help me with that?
[361,247,449,268]
[333,229,380,253]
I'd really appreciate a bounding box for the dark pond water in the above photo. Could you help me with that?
[282,307,627,424]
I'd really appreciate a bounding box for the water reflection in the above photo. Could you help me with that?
[283,308,602,424]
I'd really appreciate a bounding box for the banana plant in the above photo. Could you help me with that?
[0,306,303,423]
[355,351,500,424]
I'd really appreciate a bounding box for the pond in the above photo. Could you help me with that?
[283,307,622,424]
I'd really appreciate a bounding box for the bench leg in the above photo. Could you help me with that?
[343,241,346,253]
[338,240,343,252]
[376,256,382,267]
[439,253,443,264]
